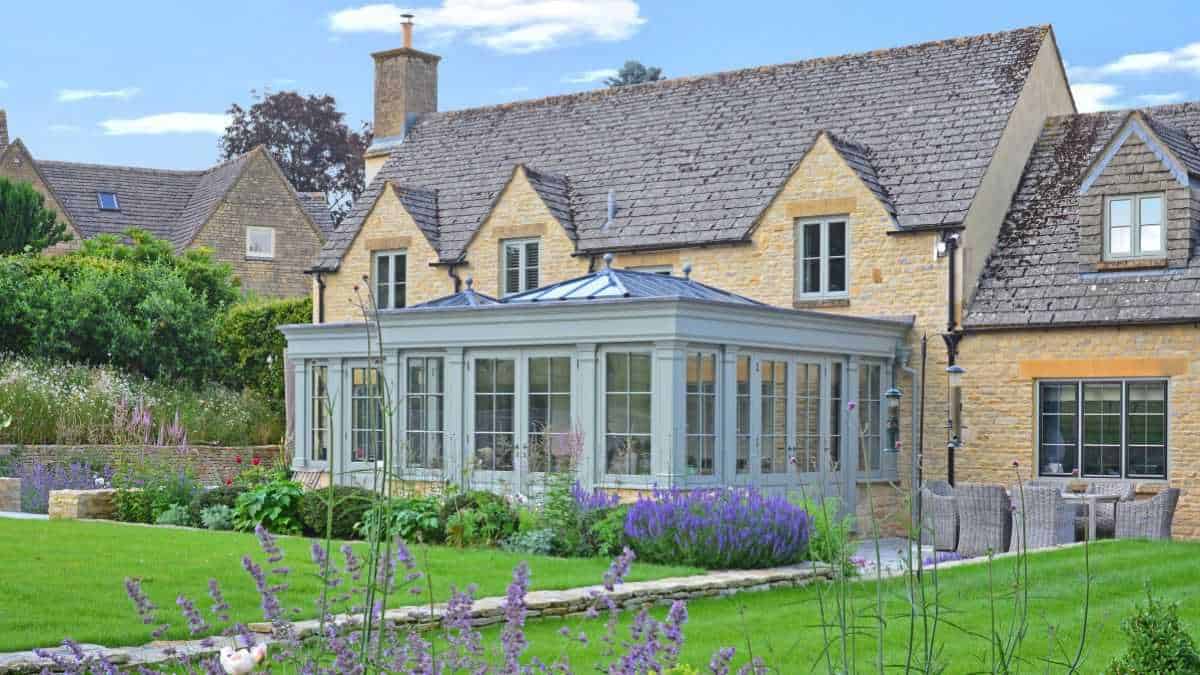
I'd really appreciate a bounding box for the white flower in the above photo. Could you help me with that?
[219,644,266,674]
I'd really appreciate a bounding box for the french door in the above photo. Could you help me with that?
[466,350,573,494]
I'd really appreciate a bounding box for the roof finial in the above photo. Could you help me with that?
[603,252,614,269]
[465,276,474,290]
[683,263,692,280]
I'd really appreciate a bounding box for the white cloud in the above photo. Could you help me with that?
[1071,83,1120,113]
[99,113,231,136]
[1134,91,1187,106]
[563,68,618,84]
[48,124,82,135]
[57,87,141,103]
[1068,43,1200,80]
[328,1,645,54]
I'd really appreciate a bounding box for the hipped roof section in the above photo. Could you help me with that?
[315,25,1049,271]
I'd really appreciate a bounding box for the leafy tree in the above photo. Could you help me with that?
[0,177,70,253]
[606,61,665,87]
[219,90,372,224]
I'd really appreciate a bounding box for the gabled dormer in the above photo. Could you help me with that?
[1077,111,1200,272]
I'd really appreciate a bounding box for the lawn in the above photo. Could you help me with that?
[461,539,1200,673]
[0,519,700,652]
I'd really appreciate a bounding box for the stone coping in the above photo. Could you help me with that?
[0,563,831,673]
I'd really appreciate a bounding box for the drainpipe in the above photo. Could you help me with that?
[314,272,326,324]
[446,263,462,293]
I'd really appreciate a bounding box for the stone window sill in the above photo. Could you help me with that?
[794,297,850,309]
[1095,258,1167,272]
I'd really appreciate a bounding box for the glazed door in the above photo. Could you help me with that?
[467,354,520,492]
[790,357,853,516]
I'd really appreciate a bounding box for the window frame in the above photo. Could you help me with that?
[245,226,276,260]
[96,192,120,211]
[404,355,444,472]
[348,364,385,464]
[857,362,885,477]
[501,238,541,296]
[685,350,719,478]
[1104,193,1165,261]
[795,216,850,299]
[372,249,408,310]
[309,363,330,463]
[1036,378,1168,480]
[600,348,654,480]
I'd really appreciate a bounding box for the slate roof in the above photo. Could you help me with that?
[504,262,765,306]
[316,25,1049,271]
[824,132,897,220]
[33,148,324,250]
[966,103,1200,328]
[298,192,336,239]
[411,283,501,308]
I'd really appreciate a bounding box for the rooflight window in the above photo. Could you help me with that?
[1105,194,1164,260]
[97,192,120,211]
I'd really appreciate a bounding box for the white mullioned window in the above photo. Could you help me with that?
[374,250,407,309]
[604,352,652,475]
[502,238,540,295]
[309,365,330,462]
[1105,194,1164,259]
[350,366,384,462]
[246,226,275,259]
[796,217,849,298]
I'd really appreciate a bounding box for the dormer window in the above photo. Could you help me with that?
[1105,194,1164,260]
[97,192,120,211]
[502,238,540,295]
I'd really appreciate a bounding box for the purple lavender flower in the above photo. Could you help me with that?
[500,562,530,672]
[710,646,737,674]
[922,550,964,566]
[207,579,231,623]
[572,480,620,512]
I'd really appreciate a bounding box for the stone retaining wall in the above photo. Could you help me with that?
[47,489,119,520]
[0,477,19,512]
[0,445,281,486]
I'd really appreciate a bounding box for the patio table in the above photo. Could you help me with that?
[1062,493,1120,540]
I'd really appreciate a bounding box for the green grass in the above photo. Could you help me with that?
[0,519,699,652]
[460,539,1200,672]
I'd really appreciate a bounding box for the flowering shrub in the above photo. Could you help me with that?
[12,460,112,513]
[625,487,810,569]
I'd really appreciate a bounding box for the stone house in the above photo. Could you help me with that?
[0,114,333,298]
[284,21,1200,537]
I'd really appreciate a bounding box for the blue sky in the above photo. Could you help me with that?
[2,0,1198,170]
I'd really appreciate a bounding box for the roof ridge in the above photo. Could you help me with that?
[37,159,208,176]
[419,25,1049,124]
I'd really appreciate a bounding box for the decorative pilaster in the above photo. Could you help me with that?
[443,347,466,487]
[574,343,599,489]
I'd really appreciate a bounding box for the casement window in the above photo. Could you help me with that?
[759,360,788,474]
[502,238,540,295]
[374,250,407,309]
[793,362,821,473]
[1105,194,1164,259]
[527,356,572,473]
[605,352,652,475]
[796,218,849,298]
[1037,380,1167,479]
[350,367,384,462]
[858,363,883,473]
[685,351,717,476]
[735,356,751,474]
[309,365,330,462]
[473,358,516,472]
[246,226,275,259]
[406,357,443,470]
[96,192,120,211]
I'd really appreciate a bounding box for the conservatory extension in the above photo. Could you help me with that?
[281,264,912,511]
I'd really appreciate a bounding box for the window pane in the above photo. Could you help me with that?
[736,356,751,474]
[803,223,820,257]
[1109,199,1131,227]
[803,259,821,294]
[828,222,846,257]
[629,354,652,392]
[529,357,549,392]
[524,242,540,290]
[606,353,628,391]
[1139,196,1162,225]
[376,255,390,308]
[1140,225,1162,253]
[1110,227,1131,255]
[828,257,846,293]
[1127,382,1167,478]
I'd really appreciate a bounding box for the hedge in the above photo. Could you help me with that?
[217,296,312,407]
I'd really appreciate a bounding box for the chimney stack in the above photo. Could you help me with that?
[0,110,8,150]
[364,15,440,183]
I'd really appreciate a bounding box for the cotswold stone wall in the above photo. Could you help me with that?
[958,326,1199,538]
[1,445,281,486]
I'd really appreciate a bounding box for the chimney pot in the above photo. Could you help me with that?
[0,110,8,149]
[401,14,414,49]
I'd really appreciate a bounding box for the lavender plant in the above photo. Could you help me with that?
[14,460,113,513]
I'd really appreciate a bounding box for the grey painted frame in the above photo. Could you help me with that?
[1102,193,1166,261]
[282,296,911,496]
[794,216,852,300]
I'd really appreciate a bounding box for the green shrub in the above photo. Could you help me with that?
[796,496,854,570]
[113,489,153,524]
[232,463,289,490]
[501,528,558,556]
[189,485,246,524]
[154,503,193,527]
[298,485,376,539]
[234,480,304,534]
[356,495,444,543]
[1108,587,1200,674]
[217,297,311,407]
[443,492,519,548]
[588,505,630,558]
[200,504,236,530]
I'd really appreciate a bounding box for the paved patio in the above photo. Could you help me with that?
[852,537,935,578]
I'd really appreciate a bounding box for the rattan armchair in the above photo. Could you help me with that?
[1114,488,1180,540]
[1086,481,1135,537]
[955,484,1012,557]
[920,483,958,551]
[1009,485,1075,551]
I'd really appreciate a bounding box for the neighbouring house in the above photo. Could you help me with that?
[291,22,1200,539]
[0,114,333,298]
